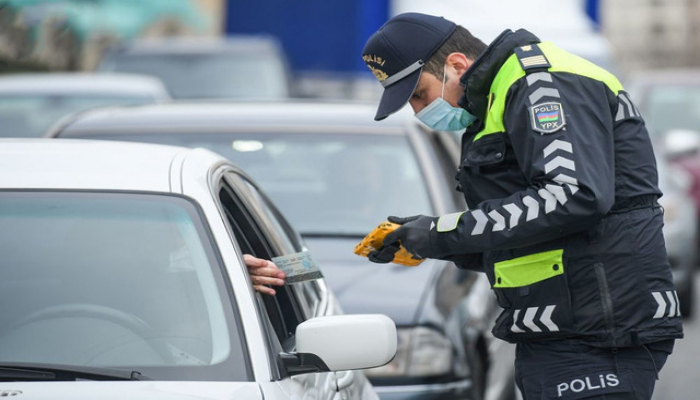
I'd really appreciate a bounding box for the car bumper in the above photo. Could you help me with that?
[373,378,473,400]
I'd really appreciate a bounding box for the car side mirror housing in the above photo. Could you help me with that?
[281,314,397,376]
[664,129,700,159]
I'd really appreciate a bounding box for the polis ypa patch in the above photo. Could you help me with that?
[529,102,566,134]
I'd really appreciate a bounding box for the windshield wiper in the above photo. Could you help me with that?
[0,363,151,381]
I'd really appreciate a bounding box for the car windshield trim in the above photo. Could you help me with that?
[0,363,150,381]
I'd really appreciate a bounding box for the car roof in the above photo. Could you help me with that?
[0,73,171,98]
[107,35,284,56]
[51,100,416,136]
[0,138,224,192]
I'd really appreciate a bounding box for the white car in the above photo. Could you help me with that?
[0,139,396,399]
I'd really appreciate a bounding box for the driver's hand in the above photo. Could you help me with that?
[244,254,286,295]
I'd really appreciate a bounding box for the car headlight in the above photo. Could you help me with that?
[364,326,453,378]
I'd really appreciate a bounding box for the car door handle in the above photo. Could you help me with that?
[335,370,355,391]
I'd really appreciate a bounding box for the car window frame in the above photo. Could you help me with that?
[223,171,328,319]
[405,123,464,215]
[423,126,469,210]
[213,167,333,378]
[217,177,304,341]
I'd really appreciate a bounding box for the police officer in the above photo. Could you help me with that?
[363,12,683,399]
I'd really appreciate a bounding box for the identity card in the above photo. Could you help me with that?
[271,251,324,284]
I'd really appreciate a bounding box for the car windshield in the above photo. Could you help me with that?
[101,53,289,99]
[642,85,700,137]
[0,94,155,138]
[0,192,250,381]
[68,132,434,236]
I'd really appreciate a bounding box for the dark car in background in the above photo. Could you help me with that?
[0,73,169,138]
[98,36,293,100]
[625,69,700,317]
[47,101,517,400]
[656,155,697,317]
[626,69,700,217]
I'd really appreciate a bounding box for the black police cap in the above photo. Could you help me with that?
[362,13,456,121]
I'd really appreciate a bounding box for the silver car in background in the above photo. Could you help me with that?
[98,36,293,100]
[47,101,518,400]
[0,73,170,138]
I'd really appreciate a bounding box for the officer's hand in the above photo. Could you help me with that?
[368,242,401,264]
[382,215,438,259]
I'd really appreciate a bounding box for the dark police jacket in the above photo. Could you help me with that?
[430,29,683,347]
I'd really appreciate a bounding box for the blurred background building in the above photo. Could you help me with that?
[603,0,700,72]
[1,0,700,94]
[0,0,223,72]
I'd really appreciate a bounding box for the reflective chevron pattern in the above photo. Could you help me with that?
[538,188,558,213]
[503,203,523,228]
[552,173,579,194]
[529,87,560,104]
[511,305,560,333]
[511,310,525,333]
[652,291,681,318]
[471,209,489,235]
[467,137,579,235]
[543,139,572,157]
[540,138,578,214]
[615,92,641,122]
[522,196,540,221]
[543,156,575,174]
[488,209,506,231]
[526,71,553,86]
[464,73,580,236]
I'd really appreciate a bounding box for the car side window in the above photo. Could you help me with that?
[224,173,325,318]
[425,127,468,209]
[218,179,304,349]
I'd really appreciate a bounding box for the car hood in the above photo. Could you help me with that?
[0,382,261,399]
[304,237,442,325]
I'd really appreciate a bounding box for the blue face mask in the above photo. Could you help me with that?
[415,65,476,131]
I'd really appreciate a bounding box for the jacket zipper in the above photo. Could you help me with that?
[594,263,617,346]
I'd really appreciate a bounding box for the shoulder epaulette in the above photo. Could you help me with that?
[513,43,551,73]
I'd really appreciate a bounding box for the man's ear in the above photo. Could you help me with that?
[445,52,472,76]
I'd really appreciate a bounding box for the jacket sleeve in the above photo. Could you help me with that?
[439,252,484,271]
[430,72,617,254]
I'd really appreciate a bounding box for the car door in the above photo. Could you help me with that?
[223,173,376,400]
[224,171,378,400]
[214,167,374,400]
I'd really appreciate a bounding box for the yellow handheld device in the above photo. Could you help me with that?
[354,221,424,266]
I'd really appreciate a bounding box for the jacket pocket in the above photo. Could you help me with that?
[492,249,573,335]
[494,249,564,288]
[463,133,507,168]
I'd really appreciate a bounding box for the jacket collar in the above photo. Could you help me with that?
[458,29,541,128]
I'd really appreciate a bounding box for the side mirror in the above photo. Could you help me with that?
[281,314,397,376]
[664,129,700,159]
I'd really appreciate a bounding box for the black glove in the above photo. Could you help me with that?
[382,214,438,259]
[368,242,401,264]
